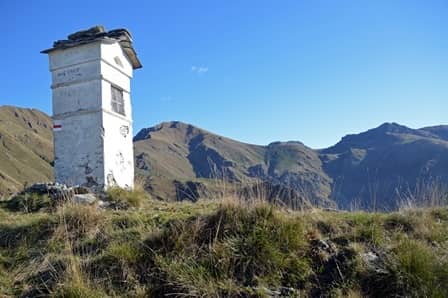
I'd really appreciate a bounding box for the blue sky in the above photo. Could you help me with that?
[1,0,447,148]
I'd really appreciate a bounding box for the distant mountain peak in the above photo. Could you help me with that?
[375,122,413,134]
[156,121,192,129]
[134,121,197,141]
[323,122,429,154]
[268,140,305,147]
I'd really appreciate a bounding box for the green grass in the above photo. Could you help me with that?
[1,192,52,212]
[392,238,448,297]
[0,194,447,297]
[54,284,105,298]
[105,187,149,209]
[144,202,310,295]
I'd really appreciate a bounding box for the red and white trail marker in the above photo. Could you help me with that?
[53,120,62,131]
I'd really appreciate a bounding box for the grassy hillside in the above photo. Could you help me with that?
[134,121,333,207]
[0,192,447,297]
[133,121,268,192]
[321,122,448,210]
[133,121,267,203]
[0,106,53,197]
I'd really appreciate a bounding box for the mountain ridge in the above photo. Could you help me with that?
[2,105,448,210]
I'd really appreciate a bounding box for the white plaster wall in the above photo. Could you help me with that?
[99,43,134,188]
[102,111,134,189]
[50,39,135,190]
[53,80,102,115]
[100,43,133,77]
[51,62,101,89]
[101,62,131,92]
[53,112,105,187]
[49,42,101,71]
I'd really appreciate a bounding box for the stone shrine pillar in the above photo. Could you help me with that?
[42,25,142,190]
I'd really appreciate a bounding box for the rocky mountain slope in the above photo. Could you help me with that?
[2,106,448,210]
[134,121,333,207]
[321,123,448,210]
[0,106,53,196]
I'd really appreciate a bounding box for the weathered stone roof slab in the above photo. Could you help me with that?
[41,25,142,69]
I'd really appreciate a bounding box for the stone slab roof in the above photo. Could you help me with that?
[41,25,142,69]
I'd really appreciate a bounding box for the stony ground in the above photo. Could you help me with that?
[0,190,447,297]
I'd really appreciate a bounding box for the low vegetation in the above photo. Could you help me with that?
[0,192,447,297]
[105,186,149,209]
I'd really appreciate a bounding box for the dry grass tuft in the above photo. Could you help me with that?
[105,187,149,209]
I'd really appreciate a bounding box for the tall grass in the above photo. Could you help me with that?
[1,189,448,297]
[397,177,448,210]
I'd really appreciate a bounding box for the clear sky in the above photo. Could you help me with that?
[1,0,447,148]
